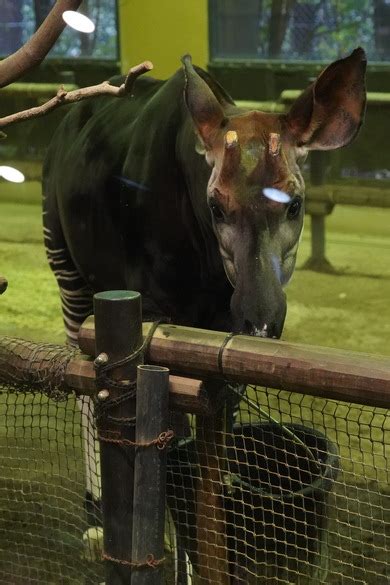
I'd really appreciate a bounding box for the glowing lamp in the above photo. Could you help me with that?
[263,187,291,204]
[62,11,95,33]
[0,166,25,183]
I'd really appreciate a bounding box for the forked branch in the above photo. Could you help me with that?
[0,61,154,131]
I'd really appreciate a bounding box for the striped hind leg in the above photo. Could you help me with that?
[43,215,102,525]
[44,231,94,344]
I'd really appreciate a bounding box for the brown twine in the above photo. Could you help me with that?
[98,429,174,450]
[217,331,236,376]
[102,551,165,569]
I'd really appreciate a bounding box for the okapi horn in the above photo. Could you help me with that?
[269,132,281,156]
[225,130,239,148]
[220,130,241,182]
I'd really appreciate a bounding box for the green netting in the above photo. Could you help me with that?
[0,391,103,584]
[0,336,388,584]
[164,387,389,584]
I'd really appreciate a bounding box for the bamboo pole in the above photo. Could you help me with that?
[132,365,170,585]
[78,317,390,410]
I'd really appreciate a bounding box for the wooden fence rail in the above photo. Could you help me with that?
[78,316,390,410]
[1,318,389,411]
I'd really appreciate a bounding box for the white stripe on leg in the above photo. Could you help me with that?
[78,395,101,502]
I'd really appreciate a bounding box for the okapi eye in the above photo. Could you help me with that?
[209,199,225,223]
[287,196,303,219]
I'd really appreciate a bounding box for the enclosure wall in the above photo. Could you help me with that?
[119,0,209,78]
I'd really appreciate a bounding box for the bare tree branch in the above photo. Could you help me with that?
[0,277,7,295]
[0,0,83,88]
[0,61,154,131]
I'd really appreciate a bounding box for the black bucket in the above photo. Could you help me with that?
[166,422,340,583]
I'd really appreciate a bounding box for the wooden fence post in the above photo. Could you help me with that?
[94,290,143,585]
[303,151,335,272]
[196,380,230,585]
[132,364,170,585]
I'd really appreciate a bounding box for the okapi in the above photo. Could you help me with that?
[42,49,366,534]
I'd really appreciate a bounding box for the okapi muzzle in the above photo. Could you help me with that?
[182,48,366,337]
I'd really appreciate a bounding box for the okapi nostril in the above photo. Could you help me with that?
[244,322,270,337]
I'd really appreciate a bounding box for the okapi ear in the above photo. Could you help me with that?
[285,47,367,150]
[193,65,236,108]
[182,54,227,149]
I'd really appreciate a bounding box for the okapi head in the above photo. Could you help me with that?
[182,48,366,338]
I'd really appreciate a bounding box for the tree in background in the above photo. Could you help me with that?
[34,0,55,28]
[0,1,24,57]
[210,0,385,61]
[373,0,390,60]
[0,0,116,60]
[268,0,296,57]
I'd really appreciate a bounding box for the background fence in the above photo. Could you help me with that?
[0,291,389,584]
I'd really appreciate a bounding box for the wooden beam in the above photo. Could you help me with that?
[0,82,78,98]
[308,184,390,209]
[78,317,390,409]
[0,336,210,416]
[65,358,210,415]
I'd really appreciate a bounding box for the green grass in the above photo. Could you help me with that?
[1,195,390,354]
[0,188,389,584]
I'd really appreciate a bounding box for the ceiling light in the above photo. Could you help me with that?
[62,10,95,33]
[0,166,25,183]
[263,187,291,204]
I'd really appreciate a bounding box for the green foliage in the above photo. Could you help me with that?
[213,0,390,61]
[2,0,118,60]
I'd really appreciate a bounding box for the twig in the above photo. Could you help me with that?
[0,61,153,130]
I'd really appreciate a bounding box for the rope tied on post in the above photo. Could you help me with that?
[93,318,170,425]
[98,428,174,450]
[102,551,165,569]
[217,331,237,377]
[94,318,168,386]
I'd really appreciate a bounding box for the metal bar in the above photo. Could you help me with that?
[94,290,143,585]
[79,318,390,409]
[131,365,170,585]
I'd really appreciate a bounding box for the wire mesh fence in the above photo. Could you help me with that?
[0,391,103,584]
[165,386,389,584]
[0,334,389,584]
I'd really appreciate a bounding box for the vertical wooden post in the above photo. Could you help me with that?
[94,290,143,585]
[196,404,230,585]
[309,151,327,269]
[311,214,326,263]
[132,364,170,585]
[304,151,335,272]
